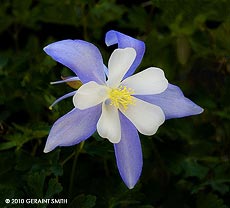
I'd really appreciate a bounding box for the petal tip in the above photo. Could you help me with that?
[197,106,204,114]
[127,184,135,189]
[43,145,52,153]
[43,43,55,53]
[43,46,49,54]
[43,139,57,153]
[192,103,204,115]
[43,138,59,153]
[123,175,140,190]
[125,180,138,189]
[108,137,121,144]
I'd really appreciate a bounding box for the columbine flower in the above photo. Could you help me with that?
[43,30,203,189]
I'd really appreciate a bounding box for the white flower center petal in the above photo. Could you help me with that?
[120,97,165,135]
[97,103,121,143]
[107,48,136,88]
[121,67,168,95]
[73,81,108,110]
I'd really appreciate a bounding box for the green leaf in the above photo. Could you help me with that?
[196,193,227,208]
[69,194,96,208]
[210,180,230,195]
[192,179,230,195]
[0,141,17,151]
[26,171,46,198]
[45,178,63,198]
[182,158,209,179]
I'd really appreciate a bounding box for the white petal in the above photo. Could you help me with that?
[121,67,168,95]
[107,48,136,87]
[121,97,165,135]
[73,81,108,110]
[97,103,121,143]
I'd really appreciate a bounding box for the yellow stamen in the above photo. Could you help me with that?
[108,86,135,110]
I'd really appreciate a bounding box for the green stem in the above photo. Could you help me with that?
[61,151,76,166]
[68,141,85,197]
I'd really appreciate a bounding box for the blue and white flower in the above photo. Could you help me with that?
[43,30,203,189]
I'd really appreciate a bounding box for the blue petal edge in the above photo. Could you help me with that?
[136,84,204,120]
[105,30,145,79]
[44,105,102,153]
[114,112,143,189]
[44,40,106,84]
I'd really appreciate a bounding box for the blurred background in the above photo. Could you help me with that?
[0,0,229,207]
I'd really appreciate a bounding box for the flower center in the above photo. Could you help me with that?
[108,86,135,110]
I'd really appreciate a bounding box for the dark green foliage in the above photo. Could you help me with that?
[69,194,96,208]
[0,0,229,207]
